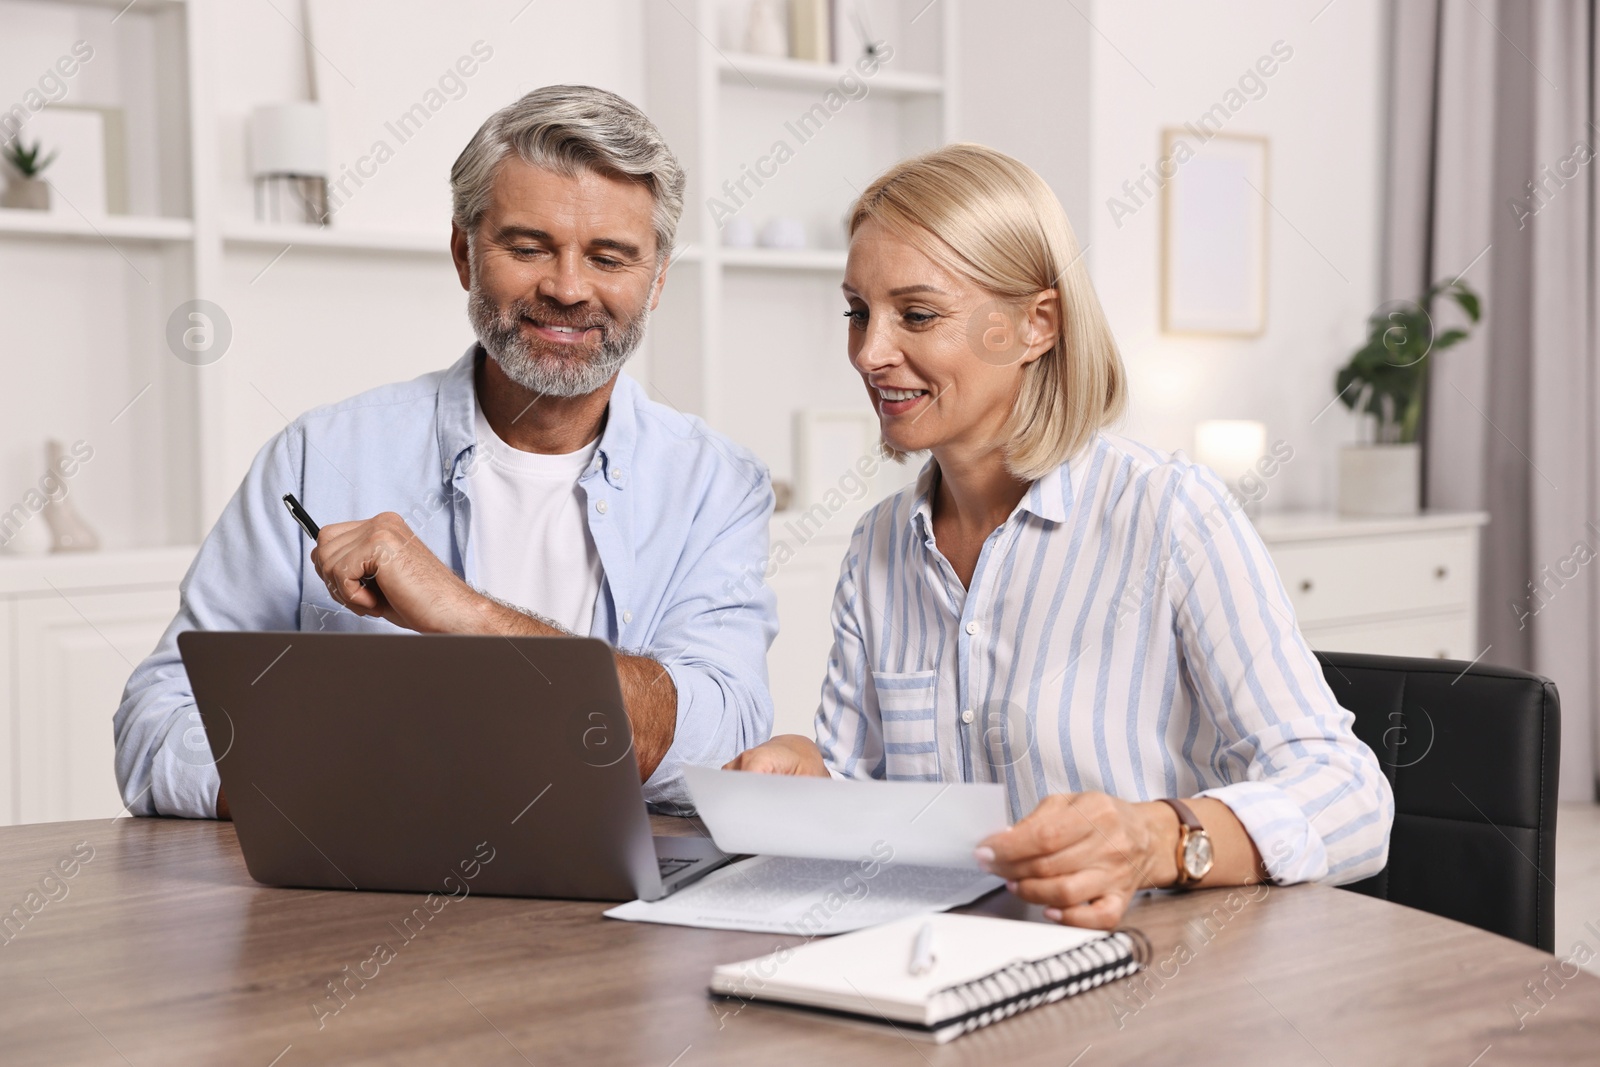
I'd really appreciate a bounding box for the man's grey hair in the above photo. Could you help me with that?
[450,85,685,259]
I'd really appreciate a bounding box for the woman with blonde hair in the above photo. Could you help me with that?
[727,144,1392,929]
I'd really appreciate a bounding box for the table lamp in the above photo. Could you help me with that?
[248,102,329,225]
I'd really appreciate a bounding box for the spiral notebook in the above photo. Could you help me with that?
[709,913,1148,1043]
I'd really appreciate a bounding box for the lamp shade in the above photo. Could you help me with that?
[248,103,328,178]
[1194,420,1266,483]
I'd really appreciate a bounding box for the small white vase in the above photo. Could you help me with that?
[722,214,756,248]
[1338,443,1421,516]
[1,513,52,556]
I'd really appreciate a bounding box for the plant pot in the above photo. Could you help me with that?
[1,176,49,211]
[1338,443,1421,516]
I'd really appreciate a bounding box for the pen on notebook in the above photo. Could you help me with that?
[908,920,937,977]
[282,493,376,589]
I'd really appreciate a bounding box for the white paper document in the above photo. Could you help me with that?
[680,765,1010,869]
[605,854,1004,935]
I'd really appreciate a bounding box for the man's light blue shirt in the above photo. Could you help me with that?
[114,346,778,818]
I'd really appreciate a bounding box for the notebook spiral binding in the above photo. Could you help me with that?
[928,928,1151,1040]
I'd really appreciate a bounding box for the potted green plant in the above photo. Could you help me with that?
[1333,278,1481,515]
[1,137,57,211]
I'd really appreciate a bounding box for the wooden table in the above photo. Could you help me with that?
[2,816,1596,1066]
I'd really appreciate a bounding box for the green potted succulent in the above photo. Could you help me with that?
[1,137,57,211]
[1333,278,1481,515]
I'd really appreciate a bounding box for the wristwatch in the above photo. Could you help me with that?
[1158,798,1214,888]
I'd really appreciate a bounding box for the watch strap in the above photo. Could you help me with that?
[1159,797,1203,833]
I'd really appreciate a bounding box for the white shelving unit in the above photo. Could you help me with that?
[0,208,194,242]
[2,0,201,547]
[222,223,451,255]
[5,0,957,543]
[645,0,957,736]
[1,0,203,823]
[716,246,848,271]
[714,52,947,96]
[644,0,957,486]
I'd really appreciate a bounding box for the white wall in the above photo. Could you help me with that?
[1085,0,1388,512]
[956,0,1093,244]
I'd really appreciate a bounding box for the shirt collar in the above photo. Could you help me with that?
[1017,452,1076,524]
[437,345,479,482]
[595,369,639,483]
[908,443,1084,538]
[910,457,939,540]
[438,343,641,487]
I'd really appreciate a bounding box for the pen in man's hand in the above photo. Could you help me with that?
[282,493,377,590]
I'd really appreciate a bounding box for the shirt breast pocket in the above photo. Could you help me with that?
[871,669,941,781]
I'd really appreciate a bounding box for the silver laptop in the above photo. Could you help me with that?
[177,631,732,902]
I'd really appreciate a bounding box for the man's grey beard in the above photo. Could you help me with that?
[468,282,651,398]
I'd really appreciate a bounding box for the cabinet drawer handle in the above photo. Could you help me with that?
[1299,579,1314,593]
[1434,565,1449,580]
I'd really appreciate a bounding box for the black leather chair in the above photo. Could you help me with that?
[1317,652,1560,951]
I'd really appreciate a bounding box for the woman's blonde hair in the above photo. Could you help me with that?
[847,143,1127,478]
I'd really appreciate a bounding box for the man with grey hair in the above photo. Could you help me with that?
[114,86,778,819]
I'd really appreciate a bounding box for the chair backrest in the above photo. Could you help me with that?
[1317,652,1560,951]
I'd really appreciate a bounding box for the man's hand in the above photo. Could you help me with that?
[976,792,1179,930]
[722,734,830,776]
[309,511,680,782]
[311,512,486,634]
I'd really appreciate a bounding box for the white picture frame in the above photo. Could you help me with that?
[1160,130,1269,337]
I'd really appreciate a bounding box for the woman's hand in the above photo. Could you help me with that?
[722,734,831,777]
[976,792,1179,930]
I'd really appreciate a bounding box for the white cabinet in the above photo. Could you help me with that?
[0,549,193,826]
[766,525,852,740]
[1254,512,1488,660]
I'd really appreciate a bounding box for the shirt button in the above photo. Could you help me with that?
[622,609,633,624]
[961,708,975,724]
[965,620,980,636]
[595,500,608,514]
[612,467,626,478]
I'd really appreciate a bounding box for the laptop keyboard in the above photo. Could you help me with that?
[657,857,700,879]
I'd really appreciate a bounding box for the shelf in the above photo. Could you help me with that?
[1254,510,1490,544]
[691,246,849,272]
[222,224,452,255]
[0,545,197,597]
[29,0,186,9]
[717,53,944,97]
[0,210,193,243]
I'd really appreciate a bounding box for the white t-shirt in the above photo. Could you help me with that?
[467,395,604,635]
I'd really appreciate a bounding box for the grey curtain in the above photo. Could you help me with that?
[1387,0,1599,801]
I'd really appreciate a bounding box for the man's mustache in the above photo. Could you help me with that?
[507,301,610,335]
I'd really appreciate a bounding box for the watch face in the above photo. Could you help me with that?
[1183,832,1215,879]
